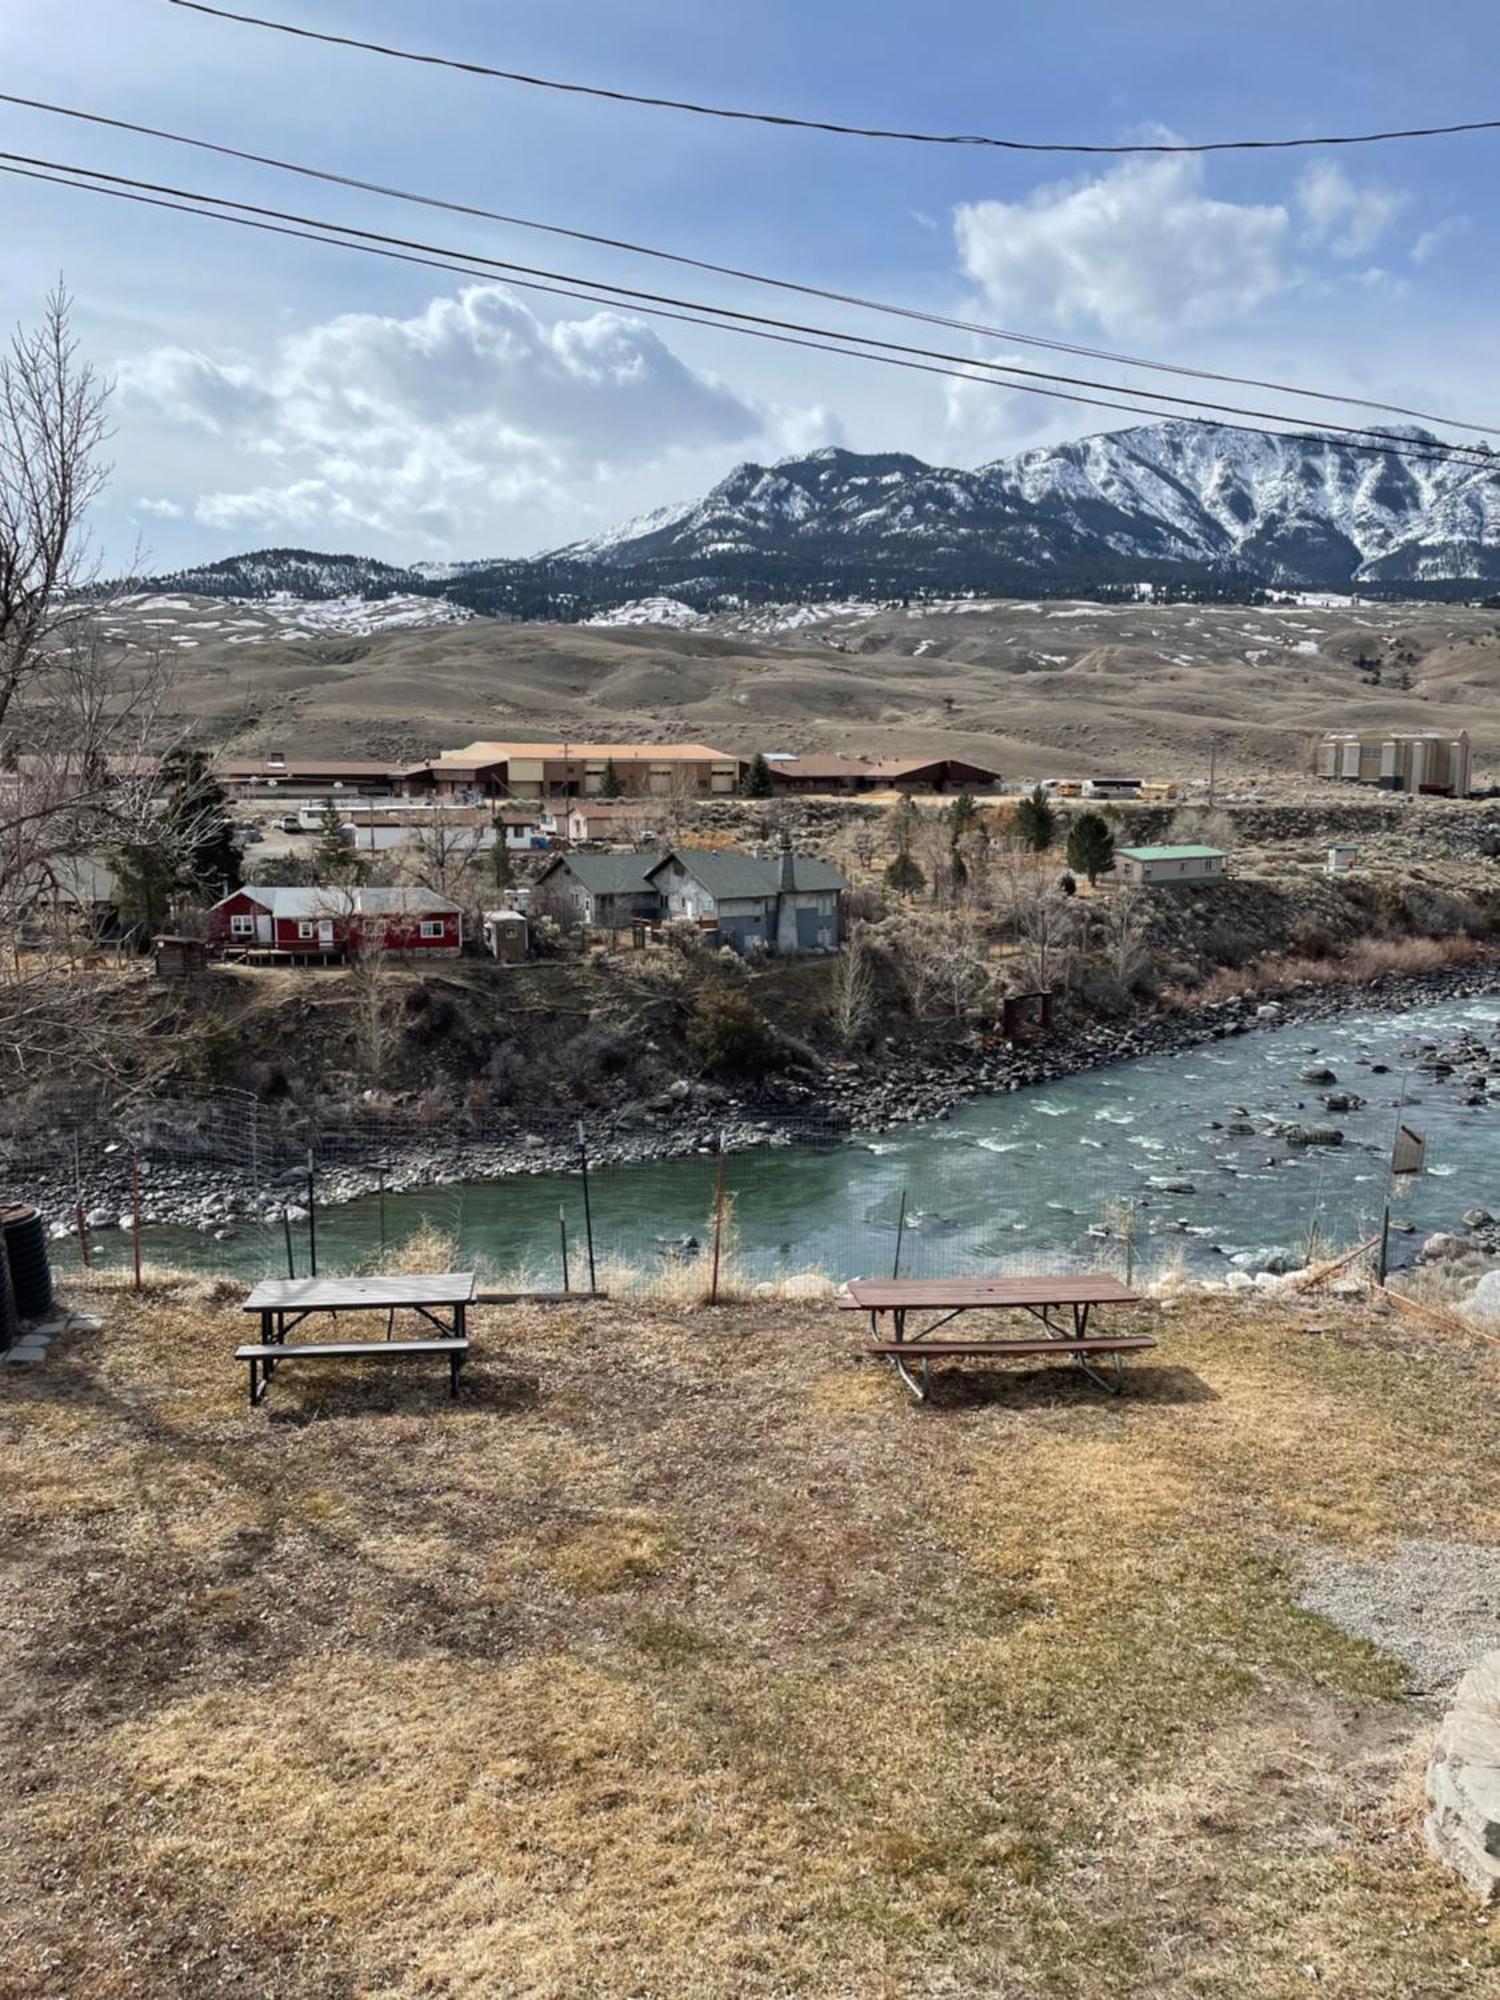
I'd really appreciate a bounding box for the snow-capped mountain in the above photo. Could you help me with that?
[131,422,1500,620]
[545,425,1500,593]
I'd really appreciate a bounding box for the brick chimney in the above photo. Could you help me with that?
[778,830,795,892]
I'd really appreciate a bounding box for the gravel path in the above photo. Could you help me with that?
[1300,1539,1500,1697]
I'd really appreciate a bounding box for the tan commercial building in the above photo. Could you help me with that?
[403,741,743,802]
[1315,729,1472,798]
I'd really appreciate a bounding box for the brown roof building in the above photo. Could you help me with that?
[769,754,1000,794]
[403,741,743,801]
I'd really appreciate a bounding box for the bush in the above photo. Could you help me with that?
[686,979,782,1080]
[844,885,888,924]
[884,851,925,896]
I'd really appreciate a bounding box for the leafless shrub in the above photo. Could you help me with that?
[826,929,875,1048]
[0,288,202,1083]
[883,910,998,1020]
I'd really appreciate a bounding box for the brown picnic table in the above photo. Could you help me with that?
[838,1274,1153,1401]
[237,1273,476,1406]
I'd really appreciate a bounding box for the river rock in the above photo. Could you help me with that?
[1283,1124,1344,1148]
[1466,1272,1500,1324]
[1463,1208,1496,1231]
[1299,1066,1337,1085]
[1421,1232,1467,1264]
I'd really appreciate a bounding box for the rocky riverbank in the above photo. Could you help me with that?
[20,954,1500,1242]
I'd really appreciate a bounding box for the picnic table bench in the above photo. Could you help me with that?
[237,1274,476,1407]
[839,1275,1152,1401]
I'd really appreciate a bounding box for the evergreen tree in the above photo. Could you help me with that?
[598,758,624,799]
[112,842,179,936]
[314,797,357,880]
[742,751,774,799]
[1015,786,1057,854]
[1066,810,1115,886]
[490,824,516,895]
[948,791,978,841]
[160,747,242,900]
[884,849,925,897]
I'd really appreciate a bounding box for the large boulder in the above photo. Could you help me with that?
[1466,1272,1500,1325]
[1428,1651,1500,1902]
[1421,1233,1467,1264]
[1283,1124,1345,1148]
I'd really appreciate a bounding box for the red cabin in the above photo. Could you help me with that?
[209,886,463,958]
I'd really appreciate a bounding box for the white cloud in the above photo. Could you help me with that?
[118,285,780,547]
[954,156,1292,336]
[136,496,184,518]
[1297,164,1405,259]
[1411,216,1469,265]
[117,348,273,435]
[940,359,1064,454]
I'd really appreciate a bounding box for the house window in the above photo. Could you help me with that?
[229,914,254,938]
[419,920,445,939]
[297,921,315,940]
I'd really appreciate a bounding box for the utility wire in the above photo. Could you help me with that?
[168,1,1500,157]
[5,87,1494,439]
[0,160,1257,435]
[4,144,1493,468]
[8,157,1496,474]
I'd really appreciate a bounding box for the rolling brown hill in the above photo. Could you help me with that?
[114,593,1500,784]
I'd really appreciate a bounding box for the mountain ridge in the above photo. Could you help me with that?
[128,420,1500,616]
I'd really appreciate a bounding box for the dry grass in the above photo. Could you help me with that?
[3,1285,1500,1998]
[1180,935,1491,1007]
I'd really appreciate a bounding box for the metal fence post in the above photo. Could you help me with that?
[130,1153,143,1295]
[282,1206,296,1280]
[378,1167,387,1260]
[1377,1198,1391,1287]
[559,1206,570,1294]
[577,1121,597,1295]
[73,1132,91,1269]
[892,1189,908,1280]
[709,1135,727,1306]
[306,1151,318,1277]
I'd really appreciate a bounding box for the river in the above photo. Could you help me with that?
[75,993,1500,1289]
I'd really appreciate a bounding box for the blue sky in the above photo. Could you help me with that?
[1,0,1496,567]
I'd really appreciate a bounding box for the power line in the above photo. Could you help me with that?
[7,156,1496,476]
[5,88,1494,439]
[168,1,1500,157]
[5,143,1493,469]
[0,160,1256,436]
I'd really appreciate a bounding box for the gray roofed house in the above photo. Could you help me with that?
[532,850,664,929]
[647,845,847,954]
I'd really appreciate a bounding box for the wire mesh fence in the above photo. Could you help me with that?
[0,1082,1401,1297]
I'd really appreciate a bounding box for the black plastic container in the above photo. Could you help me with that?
[0,1238,14,1352]
[1,1204,53,1321]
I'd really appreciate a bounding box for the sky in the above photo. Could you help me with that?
[1,0,1497,569]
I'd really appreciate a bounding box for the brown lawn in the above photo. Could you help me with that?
[2,1284,1498,1998]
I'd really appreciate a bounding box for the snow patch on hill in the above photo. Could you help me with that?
[584,596,706,629]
